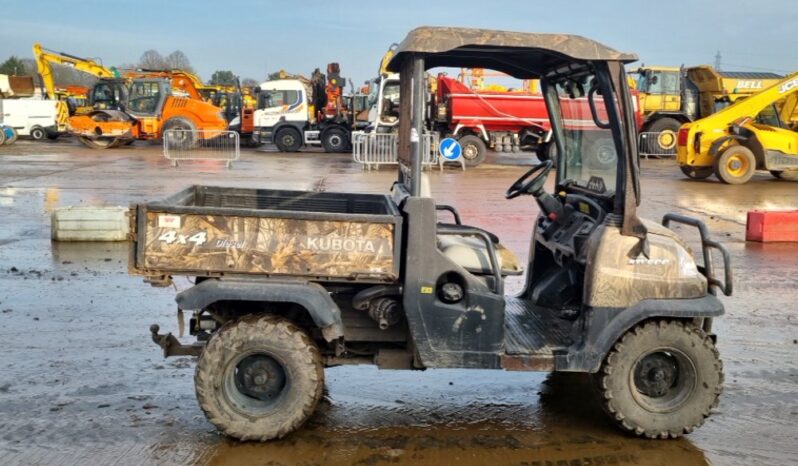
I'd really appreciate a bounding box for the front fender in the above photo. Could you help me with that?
[563,295,724,372]
[176,278,343,341]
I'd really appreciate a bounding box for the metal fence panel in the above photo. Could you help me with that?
[638,131,677,159]
[163,130,240,168]
[352,131,440,170]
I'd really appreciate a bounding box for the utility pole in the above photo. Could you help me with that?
[714,51,722,71]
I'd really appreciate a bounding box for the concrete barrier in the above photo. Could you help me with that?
[51,206,129,242]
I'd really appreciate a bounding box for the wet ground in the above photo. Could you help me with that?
[0,139,796,465]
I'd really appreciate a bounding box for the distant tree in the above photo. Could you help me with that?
[0,56,27,75]
[139,50,166,70]
[165,50,194,73]
[210,70,236,86]
[267,71,282,81]
[241,78,259,87]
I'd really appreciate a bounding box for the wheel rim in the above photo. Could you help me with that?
[657,130,676,150]
[32,129,44,139]
[282,134,296,147]
[224,352,288,414]
[462,143,479,160]
[595,143,617,165]
[630,348,697,413]
[328,134,342,148]
[726,153,750,177]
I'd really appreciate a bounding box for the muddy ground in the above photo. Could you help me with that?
[0,139,796,466]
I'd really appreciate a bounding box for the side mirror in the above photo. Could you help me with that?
[650,75,659,85]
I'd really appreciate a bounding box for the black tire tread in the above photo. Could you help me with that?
[194,314,324,441]
[595,320,723,439]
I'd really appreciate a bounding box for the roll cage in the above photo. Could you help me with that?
[385,27,645,238]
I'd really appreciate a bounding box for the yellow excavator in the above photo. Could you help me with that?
[676,72,798,184]
[33,43,120,115]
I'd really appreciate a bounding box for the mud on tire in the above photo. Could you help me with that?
[594,320,723,439]
[195,314,324,441]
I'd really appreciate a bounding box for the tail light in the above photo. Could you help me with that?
[677,127,689,146]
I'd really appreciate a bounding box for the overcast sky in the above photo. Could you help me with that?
[1,0,795,85]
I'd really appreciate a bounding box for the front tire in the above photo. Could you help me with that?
[457,134,487,167]
[274,127,303,152]
[715,145,756,184]
[195,315,324,441]
[594,320,723,438]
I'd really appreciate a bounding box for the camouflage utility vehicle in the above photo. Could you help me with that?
[131,27,732,440]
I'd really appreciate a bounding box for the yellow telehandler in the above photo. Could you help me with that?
[676,72,798,184]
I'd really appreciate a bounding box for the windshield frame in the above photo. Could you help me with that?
[545,62,630,208]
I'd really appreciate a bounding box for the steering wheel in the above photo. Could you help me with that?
[505,160,554,199]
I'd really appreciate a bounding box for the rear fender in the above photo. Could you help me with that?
[176,278,344,341]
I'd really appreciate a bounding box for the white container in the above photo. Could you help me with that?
[51,206,129,242]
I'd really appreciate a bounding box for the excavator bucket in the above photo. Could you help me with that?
[0,75,35,98]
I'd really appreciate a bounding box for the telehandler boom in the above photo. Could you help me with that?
[677,72,798,184]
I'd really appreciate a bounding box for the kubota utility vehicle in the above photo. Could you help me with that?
[131,27,732,441]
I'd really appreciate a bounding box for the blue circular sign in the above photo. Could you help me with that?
[439,138,462,160]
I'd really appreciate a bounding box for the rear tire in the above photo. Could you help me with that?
[30,126,46,141]
[594,320,723,439]
[195,315,324,441]
[680,165,713,180]
[714,145,756,184]
[457,134,487,167]
[163,117,198,150]
[321,127,350,153]
[274,127,303,152]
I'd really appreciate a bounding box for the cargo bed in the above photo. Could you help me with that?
[130,186,402,283]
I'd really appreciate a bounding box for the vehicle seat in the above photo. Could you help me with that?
[437,233,523,276]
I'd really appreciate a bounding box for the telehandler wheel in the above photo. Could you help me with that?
[680,165,713,180]
[458,134,487,166]
[30,125,46,141]
[274,127,303,152]
[714,145,756,184]
[321,127,350,153]
[195,314,324,441]
[163,117,198,150]
[77,136,120,149]
[594,320,723,439]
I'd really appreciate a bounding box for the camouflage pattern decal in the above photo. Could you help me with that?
[584,220,707,308]
[140,212,396,279]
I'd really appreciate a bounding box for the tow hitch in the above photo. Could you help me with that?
[149,324,203,358]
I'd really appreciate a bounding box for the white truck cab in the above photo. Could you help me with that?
[251,79,311,151]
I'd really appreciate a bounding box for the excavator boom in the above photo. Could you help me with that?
[33,43,120,100]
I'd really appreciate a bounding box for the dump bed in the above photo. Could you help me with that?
[130,186,402,283]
